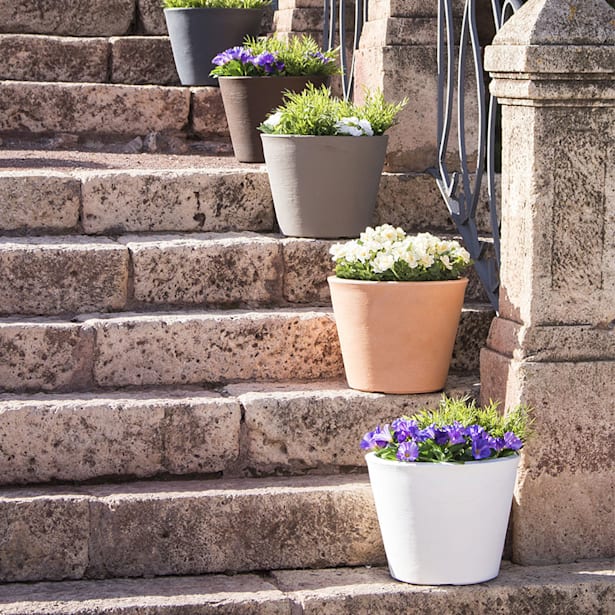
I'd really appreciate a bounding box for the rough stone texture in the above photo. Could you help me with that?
[123,233,284,308]
[281,238,334,305]
[191,88,230,139]
[0,574,291,614]
[0,34,109,83]
[0,0,134,36]
[110,36,179,86]
[0,81,190,136]
[0,172,81,233]
[0,236,128,315]
[273,560,615,615]
[0,492,90,582]
[227,375,476,473]
[0,391,240,485]
[81,170,274,234]
[138,0,167,35]
[84,475,384,578]
[354,36,478,172]
[88,309,342,387]
[480,0,615,564]
[451,304,493,372]
[0,321,94,393]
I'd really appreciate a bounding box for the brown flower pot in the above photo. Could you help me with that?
[328,276,468,394]
[219,75,330,163]
[261,134,387,238]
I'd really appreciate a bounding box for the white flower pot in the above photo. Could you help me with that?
[366,452,520,585]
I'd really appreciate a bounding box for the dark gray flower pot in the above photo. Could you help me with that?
[164,8,263,86]
[261,134,388,238]
[218,75,330,163]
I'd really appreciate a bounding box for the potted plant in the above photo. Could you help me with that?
[163,0,271,86]
[362,396,532,585]
[259,85,406,238]
[210,35,340,162]
[328,224,472,393]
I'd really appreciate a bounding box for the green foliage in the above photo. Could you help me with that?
[163,0,270,8]
[259,84,407,136]
[413,396,533,444]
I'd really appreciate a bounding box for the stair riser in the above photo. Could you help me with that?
[0,81,228,139]
[0,35,179,85]
[0,477,383,582]
[0,309,492,392]
[0,395,240,485]
[0,378,475,485]
[0,170,493,236]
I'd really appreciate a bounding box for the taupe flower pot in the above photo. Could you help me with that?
[328,276,468,393]
[219,75,330,163]
[164,8,263,86]
[261,134,388,238]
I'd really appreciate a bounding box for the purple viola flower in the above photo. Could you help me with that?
[445,421,467,445]
[212,46,253,66]
[360,424,393,450]
[391,418,421,443]
[492,437,506,452]
[471,435,494,460]
[253,51,284,75]
[503,431,523,451]
[434,428,449,446]
[306,51,332,64]
[417,424,436,442]
[396,440,419,462]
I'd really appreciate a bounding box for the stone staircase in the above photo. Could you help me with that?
[0,2,613,613]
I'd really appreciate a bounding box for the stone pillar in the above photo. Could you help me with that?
[354,0,481,172]
[481,0,615,564]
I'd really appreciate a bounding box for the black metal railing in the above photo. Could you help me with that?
[433,0,524,312]
[323,0,367,99]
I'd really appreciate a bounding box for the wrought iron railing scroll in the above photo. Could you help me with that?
[432,0,524,312]
[323,0,367,99]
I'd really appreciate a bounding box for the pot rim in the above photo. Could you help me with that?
[261,133,389,140]
[218,75,330,80]
[365,451,520,468]
[328,275,468,286]
[163,6,264,11]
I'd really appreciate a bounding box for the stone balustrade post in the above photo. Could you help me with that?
[481,0,615,564]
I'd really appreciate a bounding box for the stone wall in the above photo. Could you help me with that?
[481,0,615,565]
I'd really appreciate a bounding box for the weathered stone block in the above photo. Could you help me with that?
[138,0,167,35]
[282,238,334,304]
[0,34,109,82]
[123,233,284,307]
[229,376,475,472]
[452,305,493,372]
[0,0,134,36]
[0,574,291,613]
[0,492,90,582]
[111,36,179,86]
[0,173,81,233]
[0,81,190,135]
[81,170,274,234]
[190,88,229,138]
[0,237,129,315]
[0,321,94,393]
[88,309,342,387]
[86,475,384,577]
[0,391,241,484]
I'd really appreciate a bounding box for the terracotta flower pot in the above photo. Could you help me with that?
[164,8,263,86]
[219,75,330,163]
[366,452,520,584]
[328,276,468,393]
[261,134,387,238]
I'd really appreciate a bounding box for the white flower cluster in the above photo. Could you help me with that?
[334,116,374,137]
[330,224,471,275]
[263,111,283,130]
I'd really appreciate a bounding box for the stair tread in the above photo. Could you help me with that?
[0,561,611,614]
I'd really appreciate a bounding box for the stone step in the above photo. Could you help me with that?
[0,561,610,614]
[0,80,227,140]
[0,232,489,316]
[0,375,476,485]
[0,34,179,85]
[0,474,385,582]
[0,150,493,235]
[0,305,492,393]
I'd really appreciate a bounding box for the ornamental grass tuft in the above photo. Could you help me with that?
[361,396,533,463]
